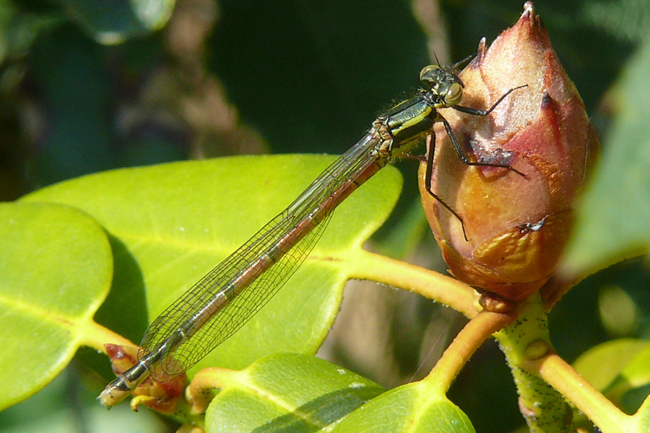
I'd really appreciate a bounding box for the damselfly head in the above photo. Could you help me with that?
[419,65,464,107]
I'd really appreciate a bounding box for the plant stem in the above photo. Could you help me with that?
[495,292,575,433]
[186,367,239,414]
[527,354,633,433]
[348,249,480,318]
[424,310,514,393]
[85,321,136,352]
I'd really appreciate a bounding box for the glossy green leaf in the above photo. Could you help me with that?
[615,344,650,391]
[57,0,175,44]
[603,342,650,407]
[331,381,474,433]
[573,339,649,392]
[23,155,403,374]
[0,202,113,410]
[573,339,650,412]
[561,40,650,276]
[203,353,385,432]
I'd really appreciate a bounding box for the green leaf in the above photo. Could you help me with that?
[203,353,385,432]
[0,202,113,410]
[56,0,175,44]
[573,339,649,392]
[573,339,650,413]
[561,40,650,276]
[23,155,403,374]
[603,342,650,407]
[202,354,473,433]
[573,339,650,391]
[331,381,474,433]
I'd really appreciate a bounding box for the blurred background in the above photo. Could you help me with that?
[1,0,649,432]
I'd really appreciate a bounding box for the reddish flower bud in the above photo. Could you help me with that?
[418,2,599,302]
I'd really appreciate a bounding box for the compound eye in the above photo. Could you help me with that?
[444,82,463,106]
[419,65,441,89]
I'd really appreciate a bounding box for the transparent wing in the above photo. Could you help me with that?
[139,133,385,381]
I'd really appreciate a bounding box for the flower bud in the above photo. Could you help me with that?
[418,2,599,302]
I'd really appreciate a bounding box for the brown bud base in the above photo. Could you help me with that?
[478,291,517,314]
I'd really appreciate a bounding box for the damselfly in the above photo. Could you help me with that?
[99,61,525,407]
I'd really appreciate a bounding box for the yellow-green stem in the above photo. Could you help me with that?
[84,321,136,353]
[424,310,514,393]
[528,354,633,432]
[495,293,574,433]
[347,249,480,318]
[186,367,240,414]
